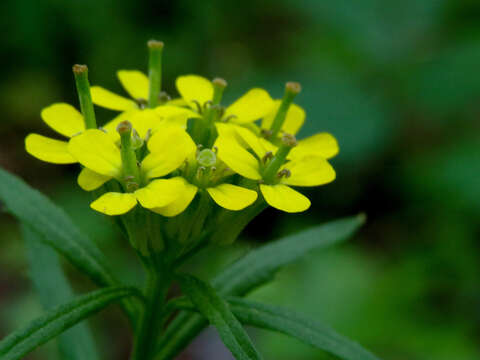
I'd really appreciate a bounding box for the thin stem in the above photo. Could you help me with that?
[269,82,301,138]
[72,64,97,129]
[147,40,164,108]
[132,266,171,360]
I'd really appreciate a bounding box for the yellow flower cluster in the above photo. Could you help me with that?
[25,50,338,217]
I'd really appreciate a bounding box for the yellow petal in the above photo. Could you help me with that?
[289,133,339,160]
[261,100,305,135]
[151,179,198,217]
[215,136,261,180]
[231,125,270,159]
[260,184,310,213]
[225,88,274,124]
[41,103,85,138]
[129,109,163,138]
[117,70,149,100]
[68,129,122,178]
[91,86,137,111]
[134,177,185,209]
[142,127,196,179]
[147,125,196,154]
[207,184,258,210]
[167,98,189,107]
[215,122,238,138]
[155,105,200,127]
[77,168,111,191]
[176,75,213,108]
[25,134,76,164]
[281,156,336,187]
[90,192,137,215]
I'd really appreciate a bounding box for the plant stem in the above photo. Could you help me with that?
[72,64,97,129]
[147,40,164,108]
[132,266,171,360]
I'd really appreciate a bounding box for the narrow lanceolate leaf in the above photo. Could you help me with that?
[0,167,115,288]
[213,214,366,296]
[0,286,138,360]
[178,275,263,360]
[228,298,381,360]
[155,215,365,360]
[22,225,100,360]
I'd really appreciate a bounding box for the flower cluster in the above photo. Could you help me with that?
[25,40,338,249]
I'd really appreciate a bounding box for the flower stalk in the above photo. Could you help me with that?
[132,264,171,360]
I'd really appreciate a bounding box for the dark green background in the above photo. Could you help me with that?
[1,0,479,359]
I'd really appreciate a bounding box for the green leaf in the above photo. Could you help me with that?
[0,167,114,288]
[0,167,138,322]
[178,275,263,360]
[0,286,139,360]
[156,214,365,359]
[228,297,381,360]
[22,224,100,360]
[164,296,381,360]
[214,214,366,296]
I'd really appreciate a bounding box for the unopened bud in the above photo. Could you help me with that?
[197,149,217,167]
[285,81,302,95]
[117,121,132,135]
[281,133,297,147]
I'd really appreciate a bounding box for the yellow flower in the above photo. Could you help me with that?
[68,125,195,215]
[215,124,336,213]
[151,146,258,217]
[25,103,87,164]
[90,70,151,112]
[25,103,119,189]
[68,123,257,216]
[157,75,275,127]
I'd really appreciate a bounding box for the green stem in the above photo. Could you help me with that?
[117,121,141,188]
[269,82,301,138]
[262,145,292,183]
[147,40,164,108]
[72,64,97,129]
[132,267,171,360]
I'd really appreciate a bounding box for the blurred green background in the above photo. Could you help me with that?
[1,0,480,359]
